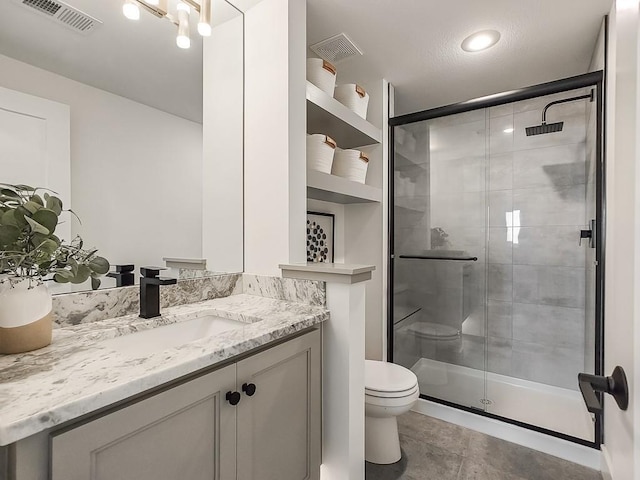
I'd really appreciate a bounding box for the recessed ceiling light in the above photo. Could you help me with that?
[461,30,501,52]
[503,127,514,134]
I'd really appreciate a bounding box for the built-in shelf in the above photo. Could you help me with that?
[306,81,382,149]
[307,170,382,204]
[394,305,421,325]
[395,151,427,171]
[394,196,427,213]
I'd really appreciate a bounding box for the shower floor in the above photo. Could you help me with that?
[411,358,594,442]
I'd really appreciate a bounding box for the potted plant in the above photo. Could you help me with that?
[0,184,109,354]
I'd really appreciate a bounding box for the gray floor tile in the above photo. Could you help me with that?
[457,459,527,480]
[366,412,603,480]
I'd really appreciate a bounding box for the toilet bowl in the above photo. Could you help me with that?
[365,360,419,464]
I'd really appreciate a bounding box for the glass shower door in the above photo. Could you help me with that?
[392,109,489,410]
[483,88,597,442]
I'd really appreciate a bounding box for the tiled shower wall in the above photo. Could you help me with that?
[486,89,592,389]
[393,88,595,391]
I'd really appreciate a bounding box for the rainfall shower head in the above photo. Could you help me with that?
[525,122,564,136]
[525,90,594,137]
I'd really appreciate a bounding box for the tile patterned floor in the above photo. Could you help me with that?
[365,412,603,480]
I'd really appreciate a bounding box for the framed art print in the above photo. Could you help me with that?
[306,212,334,263]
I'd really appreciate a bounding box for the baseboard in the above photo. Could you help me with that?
[600,445,613,480]
[412,398,602,470]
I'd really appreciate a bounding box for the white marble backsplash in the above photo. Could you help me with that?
[52,274,243,327]
[243,274,326,306]
[50,273,324,327]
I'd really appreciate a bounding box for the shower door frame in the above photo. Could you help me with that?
[387,70,606,448]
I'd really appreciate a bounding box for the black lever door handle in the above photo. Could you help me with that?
[578,366,628,415]
[242,383,257,396]
[226,391,241,406]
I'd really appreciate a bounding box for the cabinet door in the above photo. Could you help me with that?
[51,364,237,480]
[236,329,321,480]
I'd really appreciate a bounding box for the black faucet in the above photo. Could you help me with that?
[107,264,135,287]
[139,267,177,319]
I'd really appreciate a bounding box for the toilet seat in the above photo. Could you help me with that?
[365,360,418,398]
[406,321,460,341]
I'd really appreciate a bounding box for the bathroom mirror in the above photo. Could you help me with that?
[0,0,244,292]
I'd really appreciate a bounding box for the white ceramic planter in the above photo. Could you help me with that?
[0,277,53,354]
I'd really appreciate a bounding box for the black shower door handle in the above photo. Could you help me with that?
[578,366,628,415]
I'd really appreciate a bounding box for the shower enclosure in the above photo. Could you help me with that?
[389,72,604,446]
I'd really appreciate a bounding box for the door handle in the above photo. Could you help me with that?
[579,219,596,248]
[578,366,628,415]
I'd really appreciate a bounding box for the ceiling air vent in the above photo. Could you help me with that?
[16,0,102,34]
[310,33,363,64]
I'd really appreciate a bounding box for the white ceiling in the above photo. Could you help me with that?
[307,0,612,116]
[0,0,241,123]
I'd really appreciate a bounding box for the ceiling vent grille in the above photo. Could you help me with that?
[310,33,363,64]
[16,0,102,34]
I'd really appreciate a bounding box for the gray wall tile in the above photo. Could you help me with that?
[488,299,512,339]
[488,336,513,376]
[513,226,586,267]
[513,185,586,226]
[489,153,513,191]
[512,303,585,348]
[488,264,512,302]
[511,340,584,389]
[489,227,513,264]
[489,190,512,227]
[513,265,585,308]
[512,143,586,189]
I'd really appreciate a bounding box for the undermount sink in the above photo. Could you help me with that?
[101,313,249,357]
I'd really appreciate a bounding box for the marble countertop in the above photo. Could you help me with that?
[0,294,329,446]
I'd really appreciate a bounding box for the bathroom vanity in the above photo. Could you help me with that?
[0,292,326,480]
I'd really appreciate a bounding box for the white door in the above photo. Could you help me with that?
[0,85,71,242]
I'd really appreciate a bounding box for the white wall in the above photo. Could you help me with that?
[0,54,203,277]
[244,0,307,276]
[202,16,244,273]
[602,2,640,479]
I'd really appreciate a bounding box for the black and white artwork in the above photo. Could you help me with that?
[306,212,334,263]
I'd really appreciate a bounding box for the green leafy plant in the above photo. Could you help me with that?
[0,184,110,290]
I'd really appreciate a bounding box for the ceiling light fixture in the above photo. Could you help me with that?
[503,127,514,134]
[198,0,212,37]
[461,30,501,52]
[122,0,210,49]
[122,0,140,20]
[176,2,191,49]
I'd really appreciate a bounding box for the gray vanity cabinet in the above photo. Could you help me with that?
[236,329,321,480]
[49,329,321,480]
[50,363,238,480]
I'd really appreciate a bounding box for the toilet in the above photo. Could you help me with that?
[364,359,419,464]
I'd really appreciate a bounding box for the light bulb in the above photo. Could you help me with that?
[176,2,191,49]
[198,0,212,36]
[122,0,140,20]
[461,30,501,52]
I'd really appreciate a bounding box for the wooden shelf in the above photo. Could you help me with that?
[306,81,382,149]
[307,170,382,204]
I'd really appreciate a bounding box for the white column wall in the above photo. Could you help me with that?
[602,2,640,479]
[244,0,306,276]
[202,16,244,273]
